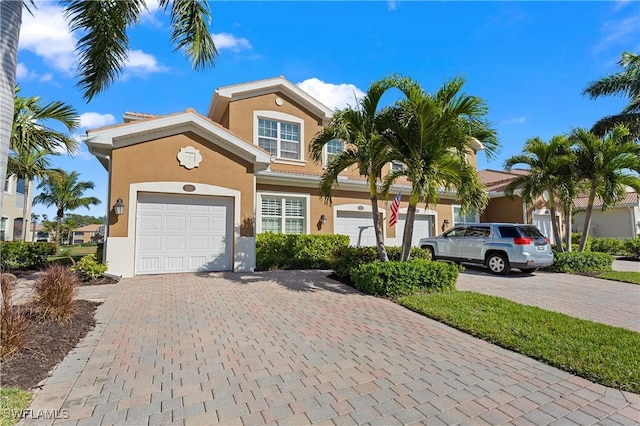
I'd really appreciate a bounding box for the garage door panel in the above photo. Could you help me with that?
[335,210,377,247]
[397,214,433,247]
[136,193,233,274]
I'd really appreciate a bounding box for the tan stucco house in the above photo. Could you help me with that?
[573,191,639,239]
[86,76,496,277]
[2,175,33,241]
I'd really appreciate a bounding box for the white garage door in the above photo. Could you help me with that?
[397,214,433,247]
[335,210,377,247]
[136,193,232,274]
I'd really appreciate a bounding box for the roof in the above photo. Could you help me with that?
[74,224,102,232]
[573,191,639,209]
[478,169,530,192]
[207,76,334,125]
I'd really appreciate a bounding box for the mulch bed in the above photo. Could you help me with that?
[1,300,100,390]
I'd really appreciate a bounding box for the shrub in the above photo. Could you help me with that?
[96,242,104,263]
[32,265,79,323]
[590,238,625,255]
[350,260,459,298]
[0,242,53,270]
[624,237,640,258]
[71,254,108,281]
[0,274,30,361]
[570,232,592,252]
[332,246,431,282]
[544,251,614,273]
[256,233,350,270]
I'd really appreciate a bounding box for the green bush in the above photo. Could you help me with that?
[544,251,614,273]
[332,246,431,282]
[71,254,108,281]
[96,242,104,263]
[0,242,54,270]
[570,232,592,252]
[350,260,459,298]
[590,238,625,255]
[256,233,350,270]
[624,237,640,258]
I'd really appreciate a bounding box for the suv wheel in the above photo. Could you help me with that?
[486,253,510,275]
[423,246,436,261]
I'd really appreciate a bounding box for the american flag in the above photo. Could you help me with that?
[389,192,402,227]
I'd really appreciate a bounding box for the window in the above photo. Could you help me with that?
[15,178,25,195]
[0,217,6,241]
[4,179,9,193]
[453,205,478,224]
[261,196,306,234]
[258,118,300,160]
[324,139,343,166]
[464,226,490,237]
[444,227,466,238]
[391,161,406,172]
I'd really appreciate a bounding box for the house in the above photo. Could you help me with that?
[85,76,489,277]
[69,224,104,245]
[573,190,639,239]
[1,175,33,241]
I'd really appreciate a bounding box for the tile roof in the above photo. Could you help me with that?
[573,192,639,209]
[73,224,102,232]
[478,169,530,192]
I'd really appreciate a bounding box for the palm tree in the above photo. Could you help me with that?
[33,171,101,252]
[583,51,640,138]
[310,78,399,261]
[7,144,56,241]
[0,0,218,217]
[380,77,498,260]
[571,126,640,251]
[504,136,574,252]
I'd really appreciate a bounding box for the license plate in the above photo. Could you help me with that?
[536,245,546,252]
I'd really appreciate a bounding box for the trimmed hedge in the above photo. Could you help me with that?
[1,241,56,270]
[256,233,350,270]
[544,251,614,273]
[624,238,640,259]
[570,232,592,252]
[351,260,459,298]
[333,246,431,282]
[590,238,625,255]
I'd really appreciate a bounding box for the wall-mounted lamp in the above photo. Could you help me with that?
[441,219,450,232]
[113,198,125,216]
[317,214,328,230]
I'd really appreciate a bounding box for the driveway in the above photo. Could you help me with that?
[23,270,638,425]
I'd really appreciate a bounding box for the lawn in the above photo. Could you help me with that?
[0,387,32,426]
[598,271,640,285]
[47,245,97,262]
[398,291,640,393]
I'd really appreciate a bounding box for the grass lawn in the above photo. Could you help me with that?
[0,387,32,426]
[598,271,640,285]
[47,245,97,262]
[398,291,640,393]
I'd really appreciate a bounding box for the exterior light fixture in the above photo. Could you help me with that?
[320,214,328,225]
[441,219,450,232]
[114,198,125,216]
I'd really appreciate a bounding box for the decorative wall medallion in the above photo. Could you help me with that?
[177,146,202,169]
[275,97,284,106]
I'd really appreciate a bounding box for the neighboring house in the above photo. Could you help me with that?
[85,76,485,277]
[573,191,639,239]
[69,224,103,245]
[479,169,562,243]
[29,224,51,242]
[1,175,33,241]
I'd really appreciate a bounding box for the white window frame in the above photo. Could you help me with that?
[323,139,344,168]
[452,205,479,224]
[390,160,406,172]
[253,110,305,165]
[257,192,311,234]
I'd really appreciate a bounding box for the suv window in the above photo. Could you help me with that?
[464,226,490,237]
[498,226,518,238]
[444,226,466,238]
[517,226,545,238]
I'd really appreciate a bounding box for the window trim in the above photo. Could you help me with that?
[452,204,479,224]
[322,139,344,168]
[257,191,311,234]
[253,110,306,165]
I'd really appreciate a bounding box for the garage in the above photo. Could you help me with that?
[334,210,378,247]
[136,193,233,274]
[396,214,433,246]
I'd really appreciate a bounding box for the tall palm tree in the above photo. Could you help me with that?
[33,170,101,252]
[504,136,574,252]
[0,0,218,216]
[571,126,640,251]
[7,145,56,241]
[310,77,399,261]
[380,77,498,260]
[583,51,640,138]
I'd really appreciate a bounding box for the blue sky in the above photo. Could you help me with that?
[15,0,640,220]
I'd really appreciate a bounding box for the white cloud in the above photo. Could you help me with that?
[501,116,529,125]
[19,3,77,74]
[15,62,53,82]
[297,78,365,110]
[388,1,398,11]
[16,63,30,80]
[213,33,252,52]
[124,50,166,76]
[594,15,640,53]
[79,112,116,129]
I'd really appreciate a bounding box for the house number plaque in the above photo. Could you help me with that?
[183,184,196,192]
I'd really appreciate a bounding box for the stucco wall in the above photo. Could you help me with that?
[573,207,636,238]
[481,195,525,224]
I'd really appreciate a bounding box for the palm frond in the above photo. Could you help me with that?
[166,0,218,70]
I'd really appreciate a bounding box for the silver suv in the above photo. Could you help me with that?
[418,223,554,275]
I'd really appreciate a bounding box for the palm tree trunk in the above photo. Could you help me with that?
[565,205,572,252]
[401,201,417,261]
[21,182,29,242]
[369,176,388,262]
[0,1,22,216]
[55,209,63,254]
[548,194,563,252]
[579,186,597,251]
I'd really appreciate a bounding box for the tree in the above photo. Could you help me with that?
[571,126,640,251]
[380,76,498,260]
[583,51,640,138]
[504,136,574,252]
[7,144,56,241]
[310,78,399,262]
[33,171,101,252]
[0,0,218,219]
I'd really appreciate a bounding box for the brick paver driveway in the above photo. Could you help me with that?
[26,270,638,425]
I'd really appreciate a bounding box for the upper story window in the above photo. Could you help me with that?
[15,178,25,195]
[391,161,406,172]
[324,139,344,167]
[254,111,305,164]
[4,178,9,193]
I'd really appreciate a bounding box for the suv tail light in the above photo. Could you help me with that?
[514,237,534,245]
[544,237,550,244]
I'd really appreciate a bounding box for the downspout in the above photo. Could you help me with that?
[630,207,637,238]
